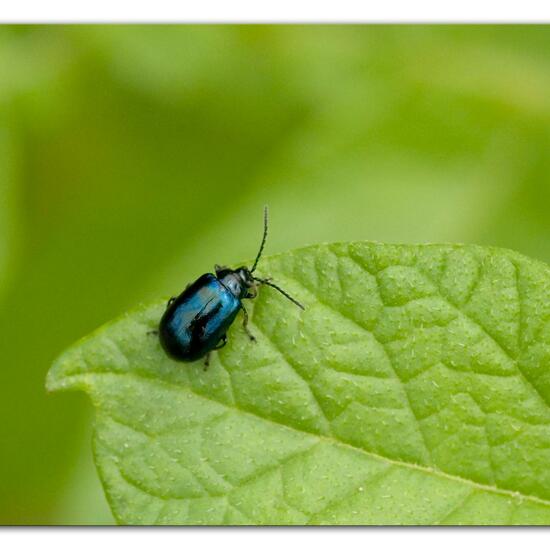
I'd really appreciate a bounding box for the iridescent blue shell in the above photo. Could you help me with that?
[159,273,241,362]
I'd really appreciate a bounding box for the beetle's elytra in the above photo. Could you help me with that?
[157,207,304,367]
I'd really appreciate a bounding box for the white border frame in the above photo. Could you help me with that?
[0,0,549,23]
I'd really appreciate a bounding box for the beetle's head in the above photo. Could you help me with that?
[215,266,255,299]
[235,267,254,288]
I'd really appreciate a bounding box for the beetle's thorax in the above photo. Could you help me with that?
[217,267,254,299]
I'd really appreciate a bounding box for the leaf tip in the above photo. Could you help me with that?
[45,347,87,394]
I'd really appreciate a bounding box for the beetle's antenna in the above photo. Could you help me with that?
[250,206,268,274]
[253,277,305,310]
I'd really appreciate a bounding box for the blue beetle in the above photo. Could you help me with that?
[157,207,304,367]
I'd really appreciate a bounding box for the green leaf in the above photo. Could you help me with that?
[47,242,550,525]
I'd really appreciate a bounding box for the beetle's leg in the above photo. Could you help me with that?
[240,304,256,342]
[247,278,271,298]
[214,264,228,276]
[245,287,257,299]
[204,352,211,370]
[214,334,227,350]
[245,280,259,300]
[147,329,158,336]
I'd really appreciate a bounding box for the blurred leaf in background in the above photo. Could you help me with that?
[0,25,549,524]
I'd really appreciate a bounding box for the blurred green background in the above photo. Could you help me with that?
[1,25,549,524]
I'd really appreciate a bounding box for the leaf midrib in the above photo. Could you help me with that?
[62,367,550,509]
